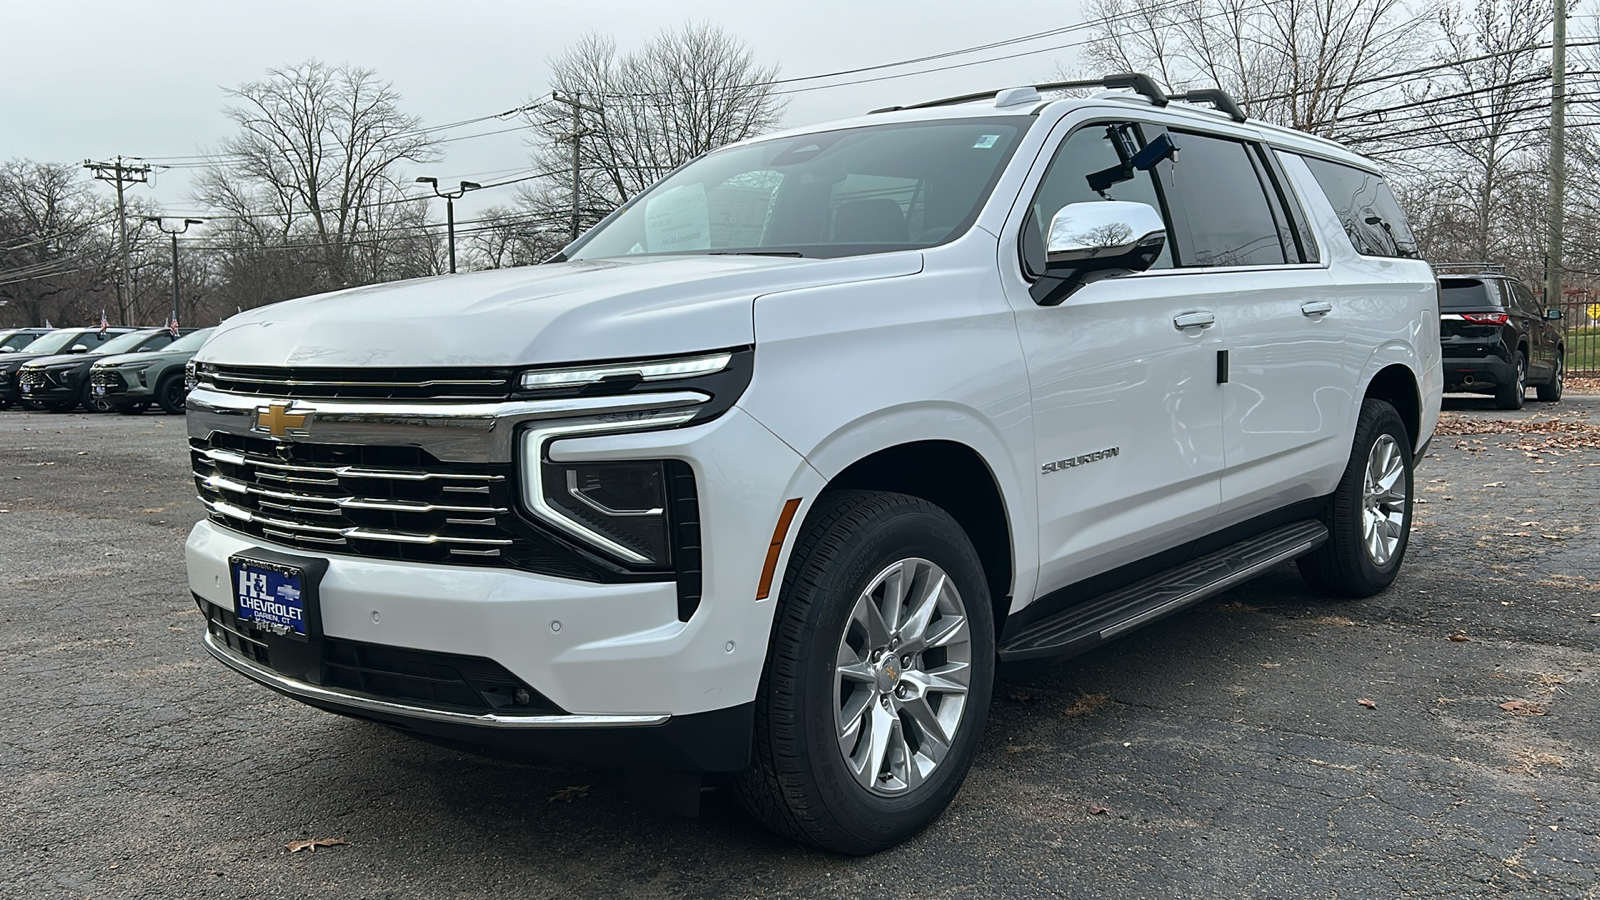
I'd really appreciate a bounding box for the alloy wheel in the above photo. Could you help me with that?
[1361,434,1407,566]
[833,557,972,796]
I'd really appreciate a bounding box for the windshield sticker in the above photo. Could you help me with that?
[645,183,711,252]
[973,134,1001,149]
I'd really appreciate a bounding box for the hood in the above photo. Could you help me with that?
[95,350,177,368]
[196,252,922,368]
[22,353,104,370]
[3,351,86,372]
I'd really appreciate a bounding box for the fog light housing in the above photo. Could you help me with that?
[542,460,672,564]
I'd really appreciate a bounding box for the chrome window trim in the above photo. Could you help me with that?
[203,632,670,729]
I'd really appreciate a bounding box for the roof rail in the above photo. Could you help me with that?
[1170,88,1247,122]
[870,72,1172,113]
[1434,262,1509,275]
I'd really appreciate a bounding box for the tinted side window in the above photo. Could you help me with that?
[1162,131,1288,267]
[1511,283,1540,317]
[138,334,174,351]
[1023,122,1172,277]
[1299,156,1419,258]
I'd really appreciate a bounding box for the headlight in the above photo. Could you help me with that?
[184,360,198,392]
[518,351,732,391]
[519,410,696,566]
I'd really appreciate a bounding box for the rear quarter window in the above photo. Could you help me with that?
[1299,156,1419,259]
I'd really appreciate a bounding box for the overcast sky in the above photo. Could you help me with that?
[2,0,1092,221]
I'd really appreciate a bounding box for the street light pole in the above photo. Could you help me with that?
[145,217,204,324]
[416,177,482,274]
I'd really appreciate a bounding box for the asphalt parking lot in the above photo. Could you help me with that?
[2,397,1598,899]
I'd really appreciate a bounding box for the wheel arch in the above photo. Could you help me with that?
[1361,362,1422,452]
[819,439,1017,639]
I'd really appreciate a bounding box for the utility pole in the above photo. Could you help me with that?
[415,178,482,273]
[84,156,151,325]
[549,91,601,242]
[146,217,203,324]
[1545,0,1567,310]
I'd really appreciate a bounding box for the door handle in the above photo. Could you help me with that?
[1173,311,1216,330]
[1301,300,1333,317]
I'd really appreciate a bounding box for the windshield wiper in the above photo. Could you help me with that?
[707,250,805,258]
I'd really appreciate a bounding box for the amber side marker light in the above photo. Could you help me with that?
[756,498,803,600]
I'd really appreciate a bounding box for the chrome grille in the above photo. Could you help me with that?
[17,369,45,388]
[90,370,125,390]
[200,364,515,402]
[193,437,515,560]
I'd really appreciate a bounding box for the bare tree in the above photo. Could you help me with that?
[196,60,439,298]
[519,23,787,238]
[0,159,119,327]
[1083,0,1426,134]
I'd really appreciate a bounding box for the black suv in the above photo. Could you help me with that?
[18,328,183,412]
[1437,265,1564,409]
[0,328,54,353]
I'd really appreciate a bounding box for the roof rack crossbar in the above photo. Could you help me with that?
[870,72,1173,114]
[1170,88,1247,122]
[1434,262,1509,274]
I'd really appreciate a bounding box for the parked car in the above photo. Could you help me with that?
[1436,264,1564,408]
[185,76,1441,853]
[18,328,183,412]
[0,327,54,353]
[90,327,214,415]
[0,327,137,410]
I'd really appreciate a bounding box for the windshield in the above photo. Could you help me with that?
[98,331,159,354]
[164,328,214,353]
[19,330,86,354]
[569,118,1030,261]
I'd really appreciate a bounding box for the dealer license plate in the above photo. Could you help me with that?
[93,385,105,396]
[231,557,311,639]
[19,384,29,394]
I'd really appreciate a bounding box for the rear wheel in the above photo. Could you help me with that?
[1494,351,1526,410]
[1298,399,1414,598]
[1536,352,1563,402]
[736,490,995,855]
[155,372,187,415]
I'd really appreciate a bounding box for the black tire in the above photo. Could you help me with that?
[1536,352,1563,402]
[1298,399,1414,598]
[155,371,187,415]
[113,400,150,415]
[735,490,996,855]
[1494,351,1526,410]
[80,380,113,413]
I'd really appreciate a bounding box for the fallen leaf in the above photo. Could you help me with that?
[1520,522,1540,527]
[1088,804,1110,815]
[285,838,347,853]
[1482,481,1505,487]
[1499,700,1548,716]
[1358,698,1377,709]
[549,785,590,802]
[1541,534,1564,541]
[1448,634,1471,642]
[1062,692,1111,718]
[1259,662,1282,669]
[1312,615,1355,627]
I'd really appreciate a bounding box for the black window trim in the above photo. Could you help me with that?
[1158,127,1308,271]
[1254,144,1321,264]
[1290,150,1420,260]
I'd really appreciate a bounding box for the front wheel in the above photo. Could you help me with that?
[1299,399,1414,597]
[736,490,995,855]
[155,372,187,415]
[1536,352,1563,402]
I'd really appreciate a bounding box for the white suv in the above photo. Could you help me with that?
[185,75,1442,854]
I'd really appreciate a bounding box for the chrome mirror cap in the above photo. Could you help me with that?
[1046,200,1166,267]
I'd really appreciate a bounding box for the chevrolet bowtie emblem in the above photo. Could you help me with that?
[254,400,312,438]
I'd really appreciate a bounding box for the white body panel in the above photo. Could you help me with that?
[185,91,1442,728]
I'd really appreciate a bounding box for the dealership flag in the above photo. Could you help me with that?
[167,311,180,337]
[98,310,109,334]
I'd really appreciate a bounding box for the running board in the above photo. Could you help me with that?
[998,519,1328,662]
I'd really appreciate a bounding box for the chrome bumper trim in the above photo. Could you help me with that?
[203,631,671,729]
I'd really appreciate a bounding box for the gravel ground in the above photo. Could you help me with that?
[1,396,1597,899]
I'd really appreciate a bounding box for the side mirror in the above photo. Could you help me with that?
[1031,201,1167,306]
[0,348,13,354]
[1545,307,1563,321]
[69,344,89,354]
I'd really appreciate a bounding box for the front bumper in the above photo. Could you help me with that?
[186,403,820,768]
